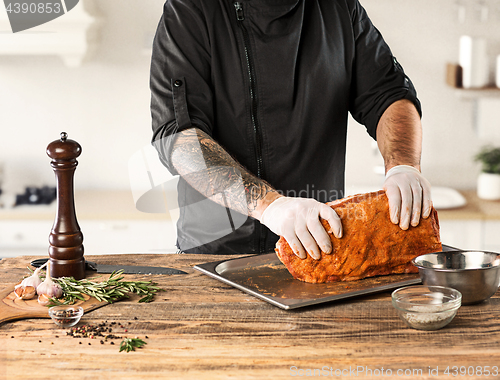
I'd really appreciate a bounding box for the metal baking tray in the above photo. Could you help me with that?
[195,245,456,310]
[194,254,424,310]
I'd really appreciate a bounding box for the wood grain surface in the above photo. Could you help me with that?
[1,254,500,380]
[0,286,107,325]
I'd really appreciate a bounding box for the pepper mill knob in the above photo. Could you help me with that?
[46,132,85,280]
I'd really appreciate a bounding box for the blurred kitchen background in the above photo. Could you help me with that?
[1,0,500,257]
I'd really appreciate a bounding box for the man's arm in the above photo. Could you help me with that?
[171,128,280,219]
[170,127,342,259]
[377,99,432,229]
[376,99,422,172]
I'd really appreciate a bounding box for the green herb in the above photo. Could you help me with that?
[475,146,500,174]
[47,270,161,306]
[119,337,147,352]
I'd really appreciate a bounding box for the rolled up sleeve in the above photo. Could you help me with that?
[150,0,214,174]
[348,1,421,140]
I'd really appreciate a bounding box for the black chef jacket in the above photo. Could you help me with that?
[150,0,421,254]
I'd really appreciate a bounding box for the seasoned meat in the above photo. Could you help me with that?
[275,190,442,283]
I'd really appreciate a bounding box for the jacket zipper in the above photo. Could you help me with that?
[234,2,264,179]
[234,1,267,254]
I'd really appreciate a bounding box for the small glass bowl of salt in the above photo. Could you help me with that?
[392,285,462,331]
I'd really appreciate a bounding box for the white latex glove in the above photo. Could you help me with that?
[259,197,342,260]
[383,165,432,230]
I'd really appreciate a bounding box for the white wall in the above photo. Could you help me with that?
[0,0,165,193]
[1,0,500,196]
[346,0,500,191]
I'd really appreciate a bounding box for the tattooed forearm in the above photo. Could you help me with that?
[245,179,274,212]
[171,128,278,217]
[376,99,422,172]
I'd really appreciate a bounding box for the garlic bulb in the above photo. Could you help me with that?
[36,262,63,302]
[36,280,63,299]
[14,264,44,300]
[20,265,44,289]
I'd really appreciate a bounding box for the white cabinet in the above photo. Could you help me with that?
[0,191,178,258]
[439,220,483,250]
[0,220,51,257]
[0,219,177,258]
[440,219,500,252]
[482,220,500,252]
[79,219,177,255]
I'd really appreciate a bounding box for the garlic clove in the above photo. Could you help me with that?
[37,293,51,306]
[20,267,43,289]
[14,285,36,300]
[21,286,36,300]
[14,285,24,299]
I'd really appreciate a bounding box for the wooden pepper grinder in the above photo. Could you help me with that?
[46,132,85,280]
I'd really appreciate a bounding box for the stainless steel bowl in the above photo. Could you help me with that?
[412,251,500,304]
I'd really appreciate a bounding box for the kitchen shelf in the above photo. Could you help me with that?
[454,87,500,99]
[452,86,500,134]
[0,0,98,67]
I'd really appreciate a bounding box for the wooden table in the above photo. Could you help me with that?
[1,253,500,380]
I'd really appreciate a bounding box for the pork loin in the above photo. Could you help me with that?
[275,190,442,283]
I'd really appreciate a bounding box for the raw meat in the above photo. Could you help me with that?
[275,190,442,283]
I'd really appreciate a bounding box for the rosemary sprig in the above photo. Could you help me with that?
[119,338,147,353]
[47,270,161,306]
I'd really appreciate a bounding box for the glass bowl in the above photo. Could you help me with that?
[392,285,461,331]
[48,305,84,327]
